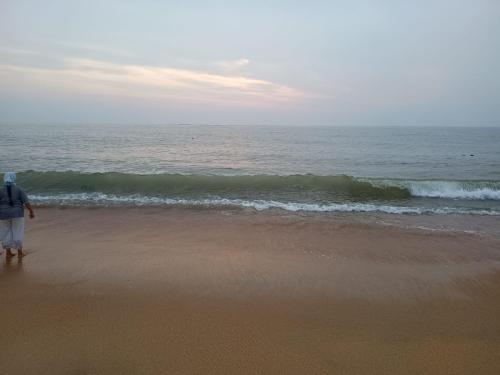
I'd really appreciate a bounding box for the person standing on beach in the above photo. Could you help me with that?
[0,172,35,258]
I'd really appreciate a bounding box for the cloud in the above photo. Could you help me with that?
[215,58,250,71]
[0,57,302,107]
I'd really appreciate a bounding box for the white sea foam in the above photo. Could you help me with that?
[30,193,500,216]
[372,180,500,200]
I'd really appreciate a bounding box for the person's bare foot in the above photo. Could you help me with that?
[17,250,26,258]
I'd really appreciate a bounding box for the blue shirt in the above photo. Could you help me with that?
[0,185,29,219]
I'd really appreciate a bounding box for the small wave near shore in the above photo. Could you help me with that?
[14,171,500,215]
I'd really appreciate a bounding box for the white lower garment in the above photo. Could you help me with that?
[0,217,25,250]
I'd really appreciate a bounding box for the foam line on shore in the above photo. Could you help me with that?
[30,193,500,215]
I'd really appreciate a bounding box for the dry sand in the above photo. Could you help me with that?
[1,207,500,374]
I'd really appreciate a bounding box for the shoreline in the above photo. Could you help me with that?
[28,204,500,238]
[1,207,500,374]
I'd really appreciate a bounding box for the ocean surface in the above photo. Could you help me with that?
[1,124,499,215]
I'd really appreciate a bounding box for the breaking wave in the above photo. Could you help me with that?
[16,171,500,200]
[370,179,500,200]
[17,171,410,200]
[14,171,500,215]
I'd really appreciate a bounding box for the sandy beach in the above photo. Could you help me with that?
[1,207,500,374]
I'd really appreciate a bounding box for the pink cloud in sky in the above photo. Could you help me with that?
[0,57,303,108]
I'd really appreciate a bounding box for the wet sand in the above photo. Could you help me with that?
[1,207,500,374]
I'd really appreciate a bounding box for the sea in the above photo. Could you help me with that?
[1,124,499,215]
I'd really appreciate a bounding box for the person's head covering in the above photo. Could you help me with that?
[4,172,16,186]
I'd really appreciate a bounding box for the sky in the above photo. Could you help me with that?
[0,0,499,126]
